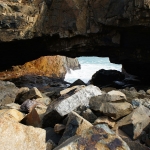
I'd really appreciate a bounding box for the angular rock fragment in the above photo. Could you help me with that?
[58,111,93,144]
[0,109,25,122]
[20,108,41,127]
[0,80,18,105]
[35,103,47,123]
[90,90,127,111]
[16,87,43,104]
[1,103,20,110]
[115,105,150,139]
[43,85,102,127]
[107,90,127,101]
[90,92,133,120]
[35,97,51,106]
[82,108,97,123]
[146,89,150,95]
[0,115,47,150]
[46,139,57,150]
[54,124,130,150]
[94,116,115,128]
[60,85,85,95]
[69,79,86,87]
[120,88,139,102]
[54,124,66,134]
[122,136,150,150]
[99,102,133,120]
[15,87,29,103]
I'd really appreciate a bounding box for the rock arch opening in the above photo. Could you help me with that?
[65,57,122,83]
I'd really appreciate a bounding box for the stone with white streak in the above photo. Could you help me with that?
[43,85,102,127]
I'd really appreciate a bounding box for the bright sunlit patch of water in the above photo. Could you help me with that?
[65,57,122,83]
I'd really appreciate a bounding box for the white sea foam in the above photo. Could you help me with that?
[65,57,122,83]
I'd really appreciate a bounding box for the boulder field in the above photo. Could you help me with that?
[0,77,150,150]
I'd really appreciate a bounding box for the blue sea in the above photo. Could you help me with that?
[65,57,122,83]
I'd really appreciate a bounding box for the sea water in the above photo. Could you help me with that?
[65,57,122,83]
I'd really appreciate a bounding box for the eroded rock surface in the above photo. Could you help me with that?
[0,56,80,80]
[0,115,47,150]
[54,124,130,150]
[0,80,18,105]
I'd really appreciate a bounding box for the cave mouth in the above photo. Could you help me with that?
[65,57,122,83]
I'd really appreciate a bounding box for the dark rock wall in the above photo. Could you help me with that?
[0,0,150,80]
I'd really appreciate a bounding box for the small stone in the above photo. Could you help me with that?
[107,90,127,101]
[35,97,51,106]
[69,79,86,87]
[146,89,150,95]
[94,116,115,128]
[20,99,37,113]
[82,108,97,123]
[15,87,29,104]
[2,103,20,110]
[54,124,66,134]
[60,85,85,95]
[46,140,56,150]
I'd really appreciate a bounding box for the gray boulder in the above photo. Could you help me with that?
[43,85,102,127]
[0,80,18,105]
[90,91,133,120]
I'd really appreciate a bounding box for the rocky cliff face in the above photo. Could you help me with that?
[0,0,150,81]
[1,0,150,40]
[0,56,80,80]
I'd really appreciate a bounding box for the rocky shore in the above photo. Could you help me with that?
[0,56,150,150]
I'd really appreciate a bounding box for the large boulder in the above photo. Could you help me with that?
[0,56,80,80]
[54,124,130,150]
[42,85,102,127]
[115,105,150,139]
[0,80,18,105]
[0,115,47,150]
[90,69,125,87]
[58,111,93,144]
[89,91,133,120]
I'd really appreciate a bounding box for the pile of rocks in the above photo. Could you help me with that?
[0,79,150,150]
